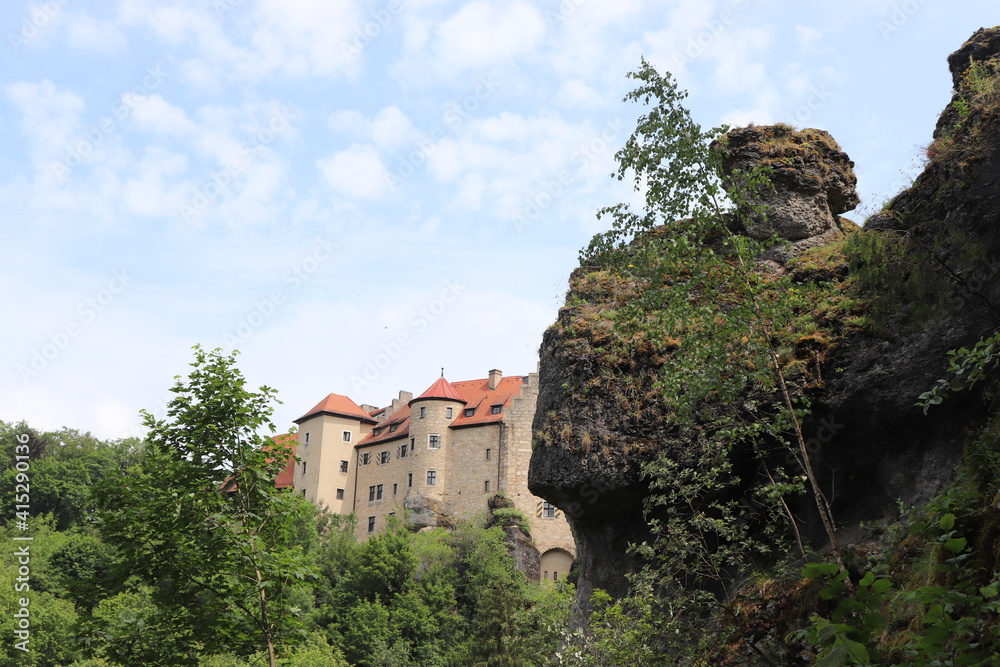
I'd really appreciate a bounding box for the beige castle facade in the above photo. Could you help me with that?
[292,370,576,582]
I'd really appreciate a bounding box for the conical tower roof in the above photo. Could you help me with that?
[410,376,467,405]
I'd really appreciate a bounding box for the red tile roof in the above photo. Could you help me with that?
[222,433,298,492]
[355,374,529,448]
[294,392,378,425]
[272,433,297,489]
[359,405,411,447]
[449,376,527,427]
[411,377,467,404]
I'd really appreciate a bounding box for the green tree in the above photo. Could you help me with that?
[580,59,850,650]
[95,346,315,666]
[0,422,141,531]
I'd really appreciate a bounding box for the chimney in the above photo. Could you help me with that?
[488,369,502,390]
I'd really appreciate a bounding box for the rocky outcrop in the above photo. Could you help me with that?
[405,493,448,529]
[718,125,859,242]
[529,27,1000,607]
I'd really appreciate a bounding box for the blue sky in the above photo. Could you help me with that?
[2,0,996,439]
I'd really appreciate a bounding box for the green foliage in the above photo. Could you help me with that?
[556,588,664,665]
[929,56,1000,165]
[795,504,1000,665]
[793,564,891,665]
[491,507,530,534]
[0,422,141,530]
[95,346,316,666]
[919,330,1000,412]
[574,59,853,654]
[845,223,989,336]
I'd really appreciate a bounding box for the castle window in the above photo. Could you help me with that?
[420,406,426,418]
[301,489,306,497]
[408,472,413,488]
[336,488,344,500]
[486,448,491,460]
[446,407,453,419]
[464,408,475,417]
[342,430,351,442]
[340,460,349,474]
[393,483,398,496]
[399,444,408,458]
[361,453,371,465]
[367,516,376,534]
[304,432,310,445]
[491,405,502,415]
[301,461,307,476]
[369,485,376,502]
[553,571,559,581]
[427,470,437,485]
[484,480,490,492]
[544,571,548,580]
[378,451,390,464]
[428,434,440,449]
[376,484,384,500]
[542,502,556,518]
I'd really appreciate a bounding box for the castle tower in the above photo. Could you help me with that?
[293,393,377,514]
[298,371,577,581]
[408,376,467,512]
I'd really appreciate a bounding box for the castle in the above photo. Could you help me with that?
[291,369,576,582]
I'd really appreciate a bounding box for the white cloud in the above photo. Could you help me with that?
[328,107,415,150]
[117,0,364,83]
[5,80,85,165]
[328,109,368,135]
[318,144,391,200]
[250,0,364,77]
[369,107,415,150]
[431,0,547,71]
[129,95,195,136]
[66,10,128,53]
[120,147,189,217]
[796,25,824,51]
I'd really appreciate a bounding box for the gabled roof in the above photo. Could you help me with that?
[410,377,467,405]
[449,376,527,428]
[294,393,378,425]
[358,405,411,447]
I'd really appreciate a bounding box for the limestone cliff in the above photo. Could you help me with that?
[529,26,1000,611]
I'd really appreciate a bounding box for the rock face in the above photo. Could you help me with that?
[529,27,1000,608]
[718,125,859,241]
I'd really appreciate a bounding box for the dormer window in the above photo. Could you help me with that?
[389,424,398,433]
[464,408,475,417]
[373,428,382,436]
[491,405,502,415]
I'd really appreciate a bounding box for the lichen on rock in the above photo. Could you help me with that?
[716,124,859,242]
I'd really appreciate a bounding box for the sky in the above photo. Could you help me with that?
[2,0,996,440]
